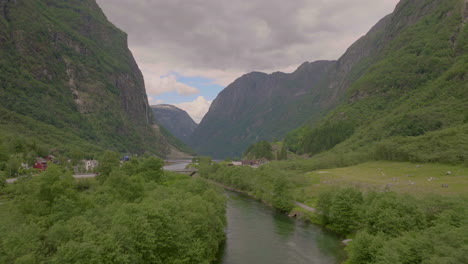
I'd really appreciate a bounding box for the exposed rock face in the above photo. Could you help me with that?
[151,105,197,144]
[0,0,170,155]
[190,61,335,158]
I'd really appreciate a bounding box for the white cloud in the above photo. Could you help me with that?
[97,0,400,103]
[145,74,199,96]
[175,96,212,123]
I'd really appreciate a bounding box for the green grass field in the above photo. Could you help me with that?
[292,161,468,206]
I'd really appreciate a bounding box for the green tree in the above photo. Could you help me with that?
[271,176,293,212]
[96,151,120,182]
[6,154,22,177]
[137,157,163,182]
[346,231,384,264]
[327,188,363,234]
[363,192,426,236]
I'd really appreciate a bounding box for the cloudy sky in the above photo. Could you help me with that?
[97,0,399,123]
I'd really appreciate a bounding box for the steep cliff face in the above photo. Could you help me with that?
[191,0,467,159]
[0,0,170,155]
[151,105,197,144]
[190,61,335,158]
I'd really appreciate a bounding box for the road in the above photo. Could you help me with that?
[5,173,99,184]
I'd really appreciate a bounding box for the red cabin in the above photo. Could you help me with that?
[33,158,48,171]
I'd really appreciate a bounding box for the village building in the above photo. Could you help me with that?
[33,157,48,171]
[241,160,258,166]
[83,160,99,172]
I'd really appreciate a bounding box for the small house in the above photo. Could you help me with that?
[33,158,48,171]
[83,160,99,172]
[242,160,258,166]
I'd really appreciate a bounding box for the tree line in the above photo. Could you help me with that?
[0,153,226,264]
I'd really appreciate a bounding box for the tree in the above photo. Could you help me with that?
[6,154,22,177]
[271,176,293,212]
[346,231,384,264]
[327,188,363,234]
[96,151,120,182]
[138,157,163,182]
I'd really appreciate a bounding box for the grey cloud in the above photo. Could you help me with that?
[97,0,399,72]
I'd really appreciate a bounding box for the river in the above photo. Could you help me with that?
[217,191,343,264]
[164,161,344,264]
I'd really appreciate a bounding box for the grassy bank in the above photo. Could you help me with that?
[291,161,468,206]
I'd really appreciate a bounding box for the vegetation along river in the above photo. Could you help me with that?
[164,162,344,263]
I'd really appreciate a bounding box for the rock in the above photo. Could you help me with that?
[151,105,198,144]
[446,171,452,175]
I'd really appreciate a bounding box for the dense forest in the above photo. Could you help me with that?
[317,188,467,264]
[0,155,226,264]
[243,141,288,161]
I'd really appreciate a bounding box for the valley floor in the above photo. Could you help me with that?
[295,161,468,206]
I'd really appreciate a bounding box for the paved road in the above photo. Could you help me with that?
[73,173,99,179]
[5,173,99,184]
[6,178,17,184]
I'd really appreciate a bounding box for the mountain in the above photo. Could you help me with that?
[0,0,173,156]
[189,60,339,158]
[190,0,468,160]
[151,105,197,145]
[188,3,388,158]
[287,0,468,164]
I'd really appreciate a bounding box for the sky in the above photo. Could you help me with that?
[96,0,400,123]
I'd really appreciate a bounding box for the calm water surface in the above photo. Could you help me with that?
[163,160,192,171]
[164,162,344,264]
[218,191,344,264]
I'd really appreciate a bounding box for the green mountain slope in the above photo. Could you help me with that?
[288,0,468,164]
[0,0,172,156]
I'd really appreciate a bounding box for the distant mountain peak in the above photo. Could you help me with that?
[151,105,197,145]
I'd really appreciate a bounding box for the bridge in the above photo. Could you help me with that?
[165,168,198,177]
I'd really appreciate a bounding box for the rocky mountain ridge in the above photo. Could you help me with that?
[151,104,197,145]
[0,0,174,155]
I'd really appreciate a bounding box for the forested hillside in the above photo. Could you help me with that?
[0,0,173,156]
[287,0,468,165]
